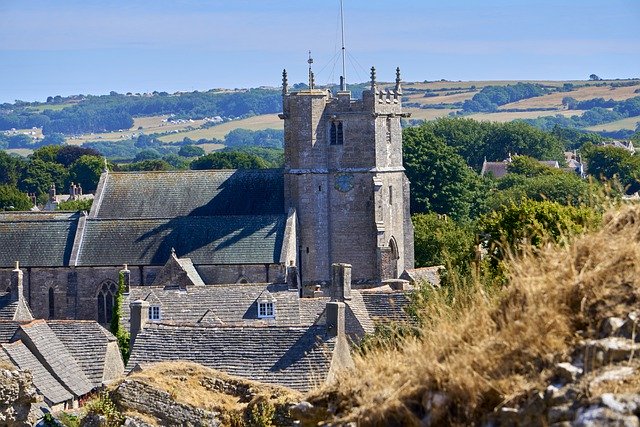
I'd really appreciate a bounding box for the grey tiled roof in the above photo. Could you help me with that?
[0,292,33,322]
[0,321,20,342]
[77,215,286,266]
[400,266,442,286]
[0,212,79,267]
[17,320,93,397]
[47,321,115,388]
[1,341,73,405]
[127,324,334,391]
[92,169,285,219]
[122,284,301,326]
[150,253,206,287]
[360,292,412,323]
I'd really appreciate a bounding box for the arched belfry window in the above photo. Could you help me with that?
[330,121,344,145]
[48,288,55,319]
[97,280,117,324]
[389,237,399,278]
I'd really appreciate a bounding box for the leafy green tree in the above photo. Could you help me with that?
[0,185,32,211]
[120,159,173,171]
[582,145,640,193]
[31,145,62,163]
[506,155,561,177]
[478,199,600,268]
[40,133,66,146]
[67,155,105,192]
[412,213,475,269]
[133,149,161,162]
[190,151,270,170]
[20,159,68,196]
[162,153,190,169]
[403,125,483,220]
[178,144,205,157]
[56,145,101,167]
[0,152,27,186]
[57,198,93,211]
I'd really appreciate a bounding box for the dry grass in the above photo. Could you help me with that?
[499,84,640,110]
[157,114,282,142]
[468,109,586,122]
[404,108,459,121]
[307,205,640,425]
[128,361,299,414]
[585,115,640,132]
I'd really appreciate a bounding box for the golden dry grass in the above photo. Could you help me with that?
[403,108,458,121]
[499,84,640,110]
[307,204,640,425]
[157,114,283,142]
[467,109,586,123]
[585,115,640,132]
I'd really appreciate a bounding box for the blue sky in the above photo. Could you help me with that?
[0,0,638,103]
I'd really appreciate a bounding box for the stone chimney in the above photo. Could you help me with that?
[120,264,131,293]
[129,299,149,349]
[10,261,23,302]
[48,184,56,202]
[331,263,351,301]
[326,301,345,338]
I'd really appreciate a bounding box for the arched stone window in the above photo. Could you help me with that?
[389,237,399,278]
[48,288,55,319]
[97,280,117,324]
[329,121,344,145]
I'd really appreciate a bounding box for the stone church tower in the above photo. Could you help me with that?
[280,67,414,286]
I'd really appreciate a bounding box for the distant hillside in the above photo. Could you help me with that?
[1,79,639,159]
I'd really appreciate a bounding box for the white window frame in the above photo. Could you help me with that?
[257,301,275,319]
[148,305,161,321]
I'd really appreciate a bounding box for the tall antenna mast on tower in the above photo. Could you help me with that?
[340,0,347,91]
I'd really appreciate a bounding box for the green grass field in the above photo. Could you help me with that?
[157,114,282,142]
[585,115,640,132]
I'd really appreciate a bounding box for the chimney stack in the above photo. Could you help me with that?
[10,261,23,302]
[331,263,351,301]
[120,264,131,293]
[130,299,149,349]
[326,301,345,338]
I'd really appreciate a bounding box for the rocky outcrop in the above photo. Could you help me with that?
[0,367,39,426]
[113,379,221,426]
[486,311,640,426]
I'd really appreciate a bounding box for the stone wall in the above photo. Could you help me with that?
[0,368,40,426]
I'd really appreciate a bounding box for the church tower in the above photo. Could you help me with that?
[280,67,414,288]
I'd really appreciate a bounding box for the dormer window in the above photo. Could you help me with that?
[258,301,275,319]
[329,121,344,145]
[148,305,161,321]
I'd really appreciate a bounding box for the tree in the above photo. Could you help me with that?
[67,155,105,192]
[120,159,173,171]
[190,152,270,170]
[31,145,62,164]
[57,198,93,211]
[403,125,484,220]
[412,213,475,269]
[178,145,205,157]
[582,145,640,193]
[478,199,600,268]
[133,149,161,162]
[40,133,66,146]
[0,185,32,211]
[20,159,68,196]
[56,145,101,167]
[589,74,601,81]
[0,152,27,186]
[506,155,561,177]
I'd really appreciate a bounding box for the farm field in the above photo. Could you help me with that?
[499,84,640,110]
[404,108,458,121]
[585,115,640,132]
[157,114,282,142]
[467,109,587,122]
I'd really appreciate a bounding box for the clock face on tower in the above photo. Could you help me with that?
[334,173,354,192]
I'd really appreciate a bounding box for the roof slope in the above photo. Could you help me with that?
[77,215,286,266]
[1,341,73,405]
[123,284,300,326]
[127,324,334,391]
[92,169,285,219]
[360,292,411,322]
[47,321,115,388]
[0,321,20,342]
[17,320,93,397]
[0,212,79,267]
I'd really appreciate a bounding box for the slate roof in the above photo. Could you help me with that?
[297,293,375,340]
[0,292,34,322]
[0,321,20,342]
[480,161,509,178]
[127,324,334,391]
[92,169,285,219]
[360,291,412,322]
[77,215,286,266]
[1,341,73,405]
[16,320,93,397]
[400,266,442,286]
[122,284,301,326]
[150,252,206,287]
[48,321,115,388]
[0,212,79,267]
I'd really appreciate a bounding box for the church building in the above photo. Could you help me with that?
[0,67,414,323]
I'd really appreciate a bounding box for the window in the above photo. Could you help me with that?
[389,185,393,205]
[148,305,161,321]
[258,301,275,318]
[329,121,344,145]
[48,288,55,319]
[97,280,117,324]
[386,117,392,143]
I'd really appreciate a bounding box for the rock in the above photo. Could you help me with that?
[620,312,640,341]
[600,317,625,338]
[555,362,583,383]
[574,406,640,427]
[548,404,574,424]
[0,368,39,427]
[584,338,640,371]
[545,385,578,406]
[600,393,640,414]
[589,366,635,388]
